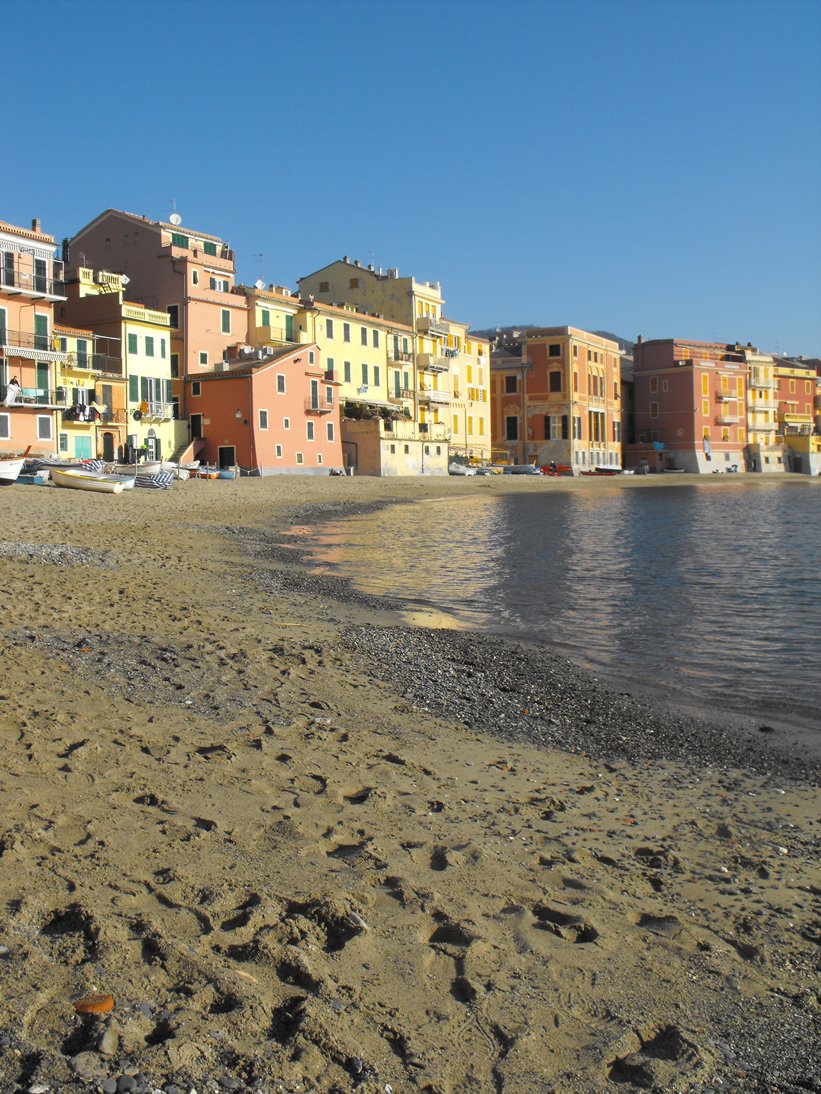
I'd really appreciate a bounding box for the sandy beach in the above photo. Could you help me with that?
[0,474,819,1094]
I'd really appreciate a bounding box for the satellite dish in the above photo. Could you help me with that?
[254,279,265,290]
[169,213,182,226]
[132,410,143,421]
[121,275,130,286]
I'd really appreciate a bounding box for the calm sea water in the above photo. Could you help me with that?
[296,483,821,732]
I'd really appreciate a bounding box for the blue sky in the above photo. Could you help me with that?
[6,0,820,353]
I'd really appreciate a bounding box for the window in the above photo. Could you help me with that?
[702,399,709,415]
[192,270,199,286]
[58,431,68,452]
[0,413,9,439]
[325,386,333,403]
[167,305,179,329]
[343,323,351,343]
[129,375,139,401]
[259,409,268,429]
[319,281,329,292]
[344,361,351,383]
[649,377,658,393]
[76,339,88,367]
[505,415,519,441]
[325,318,334,338]
[276,374,285,393]
[350,277,360,289]
[260,309,270,327]
[549,371,562,392]
[37,415,52,441]
[317,453,323,464]
[308,350,315,364]
[326,422,334,441]
[468,416,474,435]
[306,421,315,440]
[573,373,579,392]
[360,327,368,346]
[614,383,619,399]
[374,366,380,387]
[34,313,48,350]
[210,277,229,292]
[171,232,188,248]
[453,414,459,433]
[169,354,179,379]
[504,375,517,394]
[204,241,217,256]
[221,309,230,334]
[573,415,582,439]
[404,444,410,454]
[160,339,166,359]
[661,379,668,392]
[702,375,710,396]
[191,381,201,396]
[283,417,291,429]
[548,343,561,357]
[649,401,659,418]
[199,351,208,366]
[361,364,368,386]
[275,444,283,458]
[372,330,379,348]
[296,452,304,464]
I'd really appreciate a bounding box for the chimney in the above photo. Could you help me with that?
[32,218,41,233]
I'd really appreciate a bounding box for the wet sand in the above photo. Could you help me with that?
[0,474,819,1093]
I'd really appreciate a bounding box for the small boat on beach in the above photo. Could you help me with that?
[0,446,31,486]
[50,467,128,494]
[581,467,622,476]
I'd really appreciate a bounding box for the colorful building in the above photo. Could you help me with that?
[69,209,245,419]
[744,350,782,473]
[183,343,342,474]
[297,257,491,466]
[58,266,183,463]
[237,282,447,474]
[1,218,68,457]
[626,338,748,473]
[774,358,820,474]
[490,327,622,470]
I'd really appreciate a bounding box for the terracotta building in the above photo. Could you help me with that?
[183,343,343,474]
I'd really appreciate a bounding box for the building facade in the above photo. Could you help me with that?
[490,327,622,469]
[626,338,748,473]
[297,257,491,465]
[184,343,342,474]
[1,218,68,457]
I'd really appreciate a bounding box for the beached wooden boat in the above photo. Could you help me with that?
[0,445,32,486]
[50,467,127,494]
[581,467,622,476]
[111,460,163,476]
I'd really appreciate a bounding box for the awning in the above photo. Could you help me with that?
[346,395,397,411]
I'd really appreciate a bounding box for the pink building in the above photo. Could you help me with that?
[184,343,343,474]
[69,209,246,418]
[626,338,747,473]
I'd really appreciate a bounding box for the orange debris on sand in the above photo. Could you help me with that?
[73,993,114,1015]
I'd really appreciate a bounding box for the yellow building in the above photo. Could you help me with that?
[58,267,184,463]
[774,359,820,474]
[297,257,491,464]
[744,350,782,472]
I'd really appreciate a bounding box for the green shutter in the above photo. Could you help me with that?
[128,332,138,354]
[129,375,138,402]
[164,380,173,401]
[140,376,149,401]
[285,315,294,341]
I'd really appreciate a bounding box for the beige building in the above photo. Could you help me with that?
[744,350,782,472]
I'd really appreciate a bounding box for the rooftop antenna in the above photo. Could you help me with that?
[254,253,265,282]
[169,198,182,226]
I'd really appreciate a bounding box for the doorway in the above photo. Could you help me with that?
[190,413,203,439]
[102,432,115,461]
[218,445,236,469]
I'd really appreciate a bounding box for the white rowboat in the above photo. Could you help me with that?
[50,468,128,494]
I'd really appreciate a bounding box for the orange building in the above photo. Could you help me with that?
[490,326,622,470]
[184,343,343,474]
[1,218,68,456]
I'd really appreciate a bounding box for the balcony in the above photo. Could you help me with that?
[142,401,174,421]
[0,327,68,362]
[1,269,66,300]
[748,379,772,390]
[748,399,777,411]
[2,384,67,408]
[305,396,335,414]
[417,316,450,336]
[716,391,741,402]
[92,354,123,376]
[418,353,450,373]
[324,369,338,383]
[715,413,740,425]
[419,387,450,405]
[388,348,414,363]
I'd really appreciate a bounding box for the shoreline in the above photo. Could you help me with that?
[1,476,819,1093]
